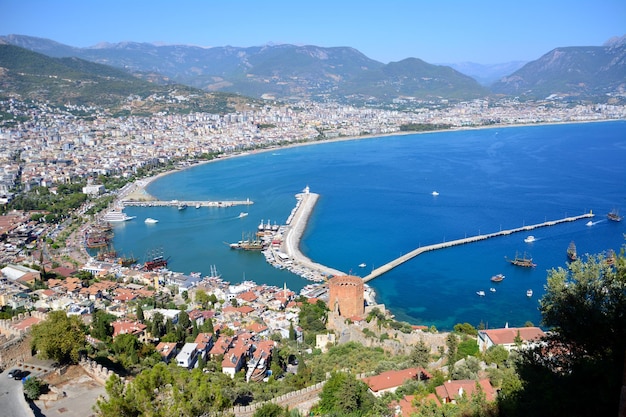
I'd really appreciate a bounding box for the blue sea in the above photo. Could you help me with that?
[110,121,626,331]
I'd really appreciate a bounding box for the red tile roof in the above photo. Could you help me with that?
[13,316,42,331]
[364,367,432,393]
[435,379,496,403]
[237,291,258,302]
[112,320,147,337]
[480,327,545,345]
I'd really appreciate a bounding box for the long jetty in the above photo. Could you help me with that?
[122,199,253,208]
[278,189,346,280]
[362,211,595,283]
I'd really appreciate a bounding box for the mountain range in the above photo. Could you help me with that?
[1,34,625,108]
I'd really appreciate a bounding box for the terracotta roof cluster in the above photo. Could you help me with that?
[112,320,147,338]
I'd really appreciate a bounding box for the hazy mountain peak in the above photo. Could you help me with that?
[604,34,626,48]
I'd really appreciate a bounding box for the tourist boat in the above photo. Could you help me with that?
[144,217,159,224]
[96,246,117,261]
[526,289,533,297]
[144,255,169,271]
[505,251,536,267]
[85,229,110,248]
[490,273,505,282]
[118,255,137,267]
[238,212,249,218]
[102,209,136,222]
[229,233,266,251]
[524,235,536,243]
[476,290,485,297]
[490,288,496,293]
[608,209,622,222]
[567,241,577,261]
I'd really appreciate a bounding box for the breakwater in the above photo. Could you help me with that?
[362,211,595,282]
[264,188,346,281]
[122,199,253,207]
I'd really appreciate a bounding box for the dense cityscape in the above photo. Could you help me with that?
[2,97,625,198]
[0,94,625,417]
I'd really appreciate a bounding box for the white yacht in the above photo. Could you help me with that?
[102,209,135,222]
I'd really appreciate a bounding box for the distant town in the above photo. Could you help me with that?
[1,97,625,202]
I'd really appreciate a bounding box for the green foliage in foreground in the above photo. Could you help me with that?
[502,248,626,417]
[96,363,233,417]
[23,376,45,400]
[314,372,381,417]
[30,311,86,364]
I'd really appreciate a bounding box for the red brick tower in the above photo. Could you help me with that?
[328,275,364,318]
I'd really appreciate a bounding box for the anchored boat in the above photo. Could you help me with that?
[567,241,577,261]
[490,273,505,282]
[608,208,622,222]
[506,251,536,268]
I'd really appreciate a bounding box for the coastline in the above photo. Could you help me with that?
[123,118,621,201]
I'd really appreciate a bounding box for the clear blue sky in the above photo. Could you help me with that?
[2,0,624,64]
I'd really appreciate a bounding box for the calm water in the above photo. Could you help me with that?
[111,121,626,330]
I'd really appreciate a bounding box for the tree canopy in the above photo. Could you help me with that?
[506,249,626,417]
[30,310,86,364]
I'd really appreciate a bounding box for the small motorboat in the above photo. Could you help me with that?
[358,263,366,268]
[476,290,485,297]
[490,288,496,293]
[431,191,439,196]
[586,220,594,226]
[524,235,536,243]
[526,289,533,297]
[491,273,505,282]
[238,212,249,218]
[144,218,159,224]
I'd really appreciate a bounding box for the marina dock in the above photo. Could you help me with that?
[122,199,253,208]
[362,211,595,283]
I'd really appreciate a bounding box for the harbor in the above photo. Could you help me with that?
[254,189,596,287]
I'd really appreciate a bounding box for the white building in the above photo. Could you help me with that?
[477,326,546,352]
[176,342,199,369]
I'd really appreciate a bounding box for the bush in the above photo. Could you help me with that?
[23,377,45,400]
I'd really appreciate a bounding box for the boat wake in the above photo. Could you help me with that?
[586,219,606,227]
